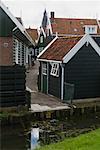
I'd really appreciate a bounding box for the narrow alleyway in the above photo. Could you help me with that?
[26,60,39,92]
[26,60,69,111]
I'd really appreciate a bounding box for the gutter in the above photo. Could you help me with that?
[38,58,62,64]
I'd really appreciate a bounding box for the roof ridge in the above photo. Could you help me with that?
[50,17,97,20]
[58,35,83,39]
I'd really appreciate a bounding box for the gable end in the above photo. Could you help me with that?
[63,34,100,63]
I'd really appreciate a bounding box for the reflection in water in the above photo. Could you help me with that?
[1,114,99,150]
[1,126,40,150]
[31,128,39,150]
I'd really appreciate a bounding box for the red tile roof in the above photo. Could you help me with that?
[26,28,38,41]
[39,36,82,61]
[50,18,100,35]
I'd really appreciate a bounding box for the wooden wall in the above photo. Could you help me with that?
[0,65,26,107]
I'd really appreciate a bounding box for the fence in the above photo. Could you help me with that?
[0,65,27,107]
[64,82,74,103]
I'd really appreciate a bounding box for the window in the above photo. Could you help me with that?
[50,63,59,77]
[13,38,18,64]
[40,36,43,43]
[42,62,47,75]
[39,47,44,54]
[92,27,95,32]
[84,25,97,34]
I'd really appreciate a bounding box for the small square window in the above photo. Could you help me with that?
[42,63,47,75]
[50,63,59,77]
[40,36,43,43]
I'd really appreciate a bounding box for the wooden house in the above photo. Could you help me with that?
[38,34,100,101]
[26,27,39,58]
[38,10,100,54]
[0,1,35,66]
[0,1,33,107]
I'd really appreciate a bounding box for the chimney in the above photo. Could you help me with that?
[51,12,55,18]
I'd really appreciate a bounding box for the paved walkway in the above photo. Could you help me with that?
[26,60,69,112]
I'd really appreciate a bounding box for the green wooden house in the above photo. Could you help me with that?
[0,1,35,66]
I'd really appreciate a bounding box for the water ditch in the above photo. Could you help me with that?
[1,109,100,150]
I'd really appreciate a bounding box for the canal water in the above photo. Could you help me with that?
[1,111,100,150]
[1,125,40,150]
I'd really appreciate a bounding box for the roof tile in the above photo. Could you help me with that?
[39,36,82,61]
[50,18,100,35]
[26,28,38,41]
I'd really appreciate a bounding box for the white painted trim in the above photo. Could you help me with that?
[47,62,49,94]
[37,36,58,58]
[36,28,41,43]
[88,35,100,55]
[50,63,59,77]
[63,34,100,63]
[38,59,62,64]
[40,27,46,38]
[47,13,53,35]
[42,62,47,75]
[0,1,24,33]
[15,39,18,64]
[0,1,34,46]
[41,63,43,92]
[61,65,64,100]
[13,27,18,32]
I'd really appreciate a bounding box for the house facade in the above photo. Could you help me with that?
[37,10,100,54]
[0,1,35,66]
[0,1,34,107]
[26,27,39,58]
[38,34,100,101]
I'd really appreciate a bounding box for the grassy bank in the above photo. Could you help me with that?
[36,128,100,150]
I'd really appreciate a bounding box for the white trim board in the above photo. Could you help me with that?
[0,1,34,46]
[40,27,46,38]
[38,59,62,64]
[37,36,58,58]
[63,34,100,63]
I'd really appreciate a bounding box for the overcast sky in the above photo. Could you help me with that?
[1,0,100,29]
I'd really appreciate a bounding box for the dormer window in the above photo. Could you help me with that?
[84,25,97,34]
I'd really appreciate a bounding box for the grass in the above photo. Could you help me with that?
[36,128,100,150]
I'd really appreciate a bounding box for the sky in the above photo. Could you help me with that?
[1,0,100,29]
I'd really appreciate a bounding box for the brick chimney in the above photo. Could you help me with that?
[51,12,55,18]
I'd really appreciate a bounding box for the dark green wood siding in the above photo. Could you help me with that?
[64,44,100,99]
[0,8,15,36]
[0,65,26,107]
[43,75,47,93]
[48,64,61,98]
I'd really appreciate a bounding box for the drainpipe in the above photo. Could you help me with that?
[41,62,43,92]
[61,63,64,100]
[47,62,49,94]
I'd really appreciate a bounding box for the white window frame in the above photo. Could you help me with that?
[13,38,19,64]
[40,36,43,43]
[42,62,47,75]
[50,63,59,77]
[84,25,97,34]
